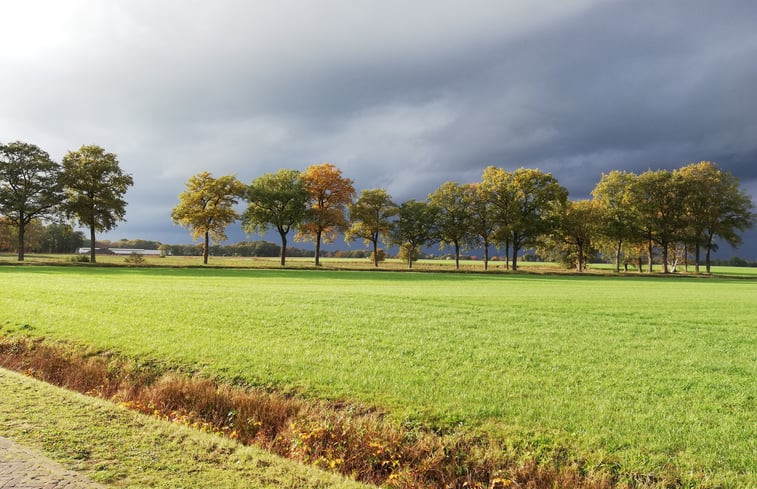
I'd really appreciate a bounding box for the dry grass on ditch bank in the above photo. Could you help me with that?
[0,336,640,489]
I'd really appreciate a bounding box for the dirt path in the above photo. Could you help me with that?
[0,437,104,489]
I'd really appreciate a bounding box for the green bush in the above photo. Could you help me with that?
[69,254,90,263]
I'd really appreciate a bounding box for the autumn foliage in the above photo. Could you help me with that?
[171,172,246,264]
[296,163,356,266]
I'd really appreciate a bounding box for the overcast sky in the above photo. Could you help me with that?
[2,0,756,257]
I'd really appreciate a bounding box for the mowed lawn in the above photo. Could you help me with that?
[1,266,755,483]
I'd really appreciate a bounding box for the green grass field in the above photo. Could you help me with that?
[1,265,755,486]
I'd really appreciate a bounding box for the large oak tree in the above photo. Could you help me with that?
[483,167,567,271]
[0,141,63,261]
[345,188,398,267]
[466,183,496,270]
[591,171,641,272]
[428,181,473,269]
[507,168,568,271]
[171,171,246,264]
[553,199,602,272]
[676,162,754,272]
[242,169,308,266]
[61,145,133,263]
[296,163,355,266]
[631,170,687,273]
[480,166,517,269]
[391,199,438,269]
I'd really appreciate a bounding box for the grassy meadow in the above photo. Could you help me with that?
[1,264,755,486]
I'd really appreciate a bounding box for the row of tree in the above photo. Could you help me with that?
[171,161,754,272]
[2,139,752,271]
[0,141,133,262]
[556,164,754,273]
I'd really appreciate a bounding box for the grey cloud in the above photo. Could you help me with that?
[1,0,755,257]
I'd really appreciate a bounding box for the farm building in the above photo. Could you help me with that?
[76,248,163,256]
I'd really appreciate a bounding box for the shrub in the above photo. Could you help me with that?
[369,249,386,263]
[397,244,419,264]
[124,252,146,265]
[69,254,90,263]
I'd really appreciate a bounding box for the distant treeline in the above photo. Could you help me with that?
[708,256,757,267]
[160,241,361,258]
[99,239,369,259]
[0,221,85,254]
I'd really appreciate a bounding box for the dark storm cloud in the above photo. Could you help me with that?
[1,0,755,256]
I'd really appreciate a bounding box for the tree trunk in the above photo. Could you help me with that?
[17,221,25,261]
[684,244,689,272]
[577,243,584,272]
[372,238,379,267]
[90,223,97,264]
[662,242,669,274]
[637,256,643,273]
[408,247,413,269]
[483,239,489,270]
[615,240,622,273]
[279,230,287,266]
[504,237,510,270]
[512,243,519,271]
[203,231,209,265]
[706,247,712,273]
[315,230,321,266]
[647,238,653,273]
[454,241,460,270]
[694,243,700,273]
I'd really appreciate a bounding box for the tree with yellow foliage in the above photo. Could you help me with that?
[296,163,356,266]
[171,171,246,264]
